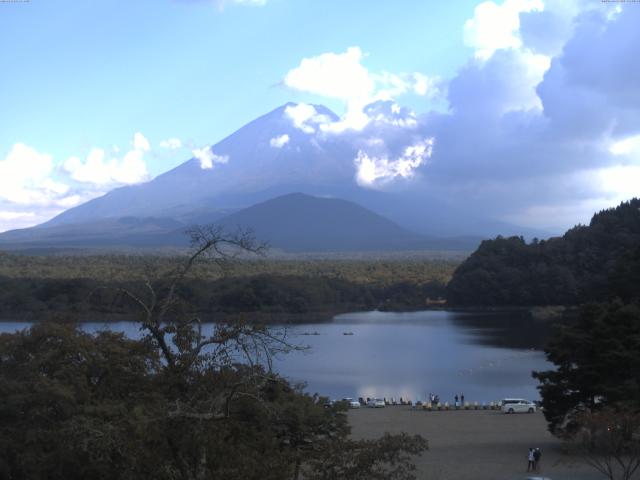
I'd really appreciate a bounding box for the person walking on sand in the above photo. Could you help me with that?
[527,448,535,472]
[533,447,542,472]
[454,394,459,409]
[461,393,465,405]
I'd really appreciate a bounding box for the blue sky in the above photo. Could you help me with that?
[1,0,475,171]
[1,0,639,232]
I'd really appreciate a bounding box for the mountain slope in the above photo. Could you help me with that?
[0,193,480,252]
[43,103,351,227]
[1,102,552,244]
[217,193,426,252]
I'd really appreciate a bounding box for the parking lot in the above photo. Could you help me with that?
[348,407,602,480]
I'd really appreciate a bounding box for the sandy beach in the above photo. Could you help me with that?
[348,407,602,480]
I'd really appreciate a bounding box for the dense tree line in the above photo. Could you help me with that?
[447,199,640,306]
[0,253,457,286]
[0,274,447,322]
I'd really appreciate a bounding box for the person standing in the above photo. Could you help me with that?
[533,447,542,472]
[527,448,535,472]
[454,394,459,409]
[461,393,465,405]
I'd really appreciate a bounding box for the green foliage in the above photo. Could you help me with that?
[0,258,454,321]
[448,199,640,306]
[0,228,428,479]
[0,321,162,479]
[0,321,427,480]
[533,302,640,435]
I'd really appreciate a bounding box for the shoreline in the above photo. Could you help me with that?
[0,305,572,324]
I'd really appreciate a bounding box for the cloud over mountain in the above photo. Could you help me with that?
[2,0,638,235]
[420,3,640,229]
[270,3,640,231]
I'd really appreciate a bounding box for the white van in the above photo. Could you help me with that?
[501,398,536,414]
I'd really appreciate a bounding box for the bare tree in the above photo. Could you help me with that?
[576,406,640,480]
[116,230,297,410]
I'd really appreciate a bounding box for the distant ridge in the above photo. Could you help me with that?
[0,193,480,252]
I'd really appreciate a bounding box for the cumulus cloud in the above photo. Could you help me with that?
[269,134,290,148]
[63,132,150,186]
[284,47,375,104]
[283,47,439,133]
[413,3,640,231]
[160,138,183,150]
[284,103,331,134]
[363,101,418,128]
[0,143,70,206]
[133,132,151,151]
[192,146,229,169]
[0,143,89,232]
[355,138,434,188]
[464,0,544,60]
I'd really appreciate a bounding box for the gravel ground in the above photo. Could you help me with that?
[348,407,604,480]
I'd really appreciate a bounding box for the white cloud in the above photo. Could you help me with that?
[0,143,70,205]
[0,143,85,232]
[412,72,440,96]
[283,47,438,133]
[160,138,183,150]
[355,137,434,188]
[0,210,35,221]
[63,133,150,186]
[464,0,544,60]
[192,146,229,170]
[284,47,375,104]
[133,132,151,151]
[0,210,39,233]
[284,103,331,134]
[269,134,290,148]
[595,164,640,202]
[609,134,640,156]
[373,71,441,100]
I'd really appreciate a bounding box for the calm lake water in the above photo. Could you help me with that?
[0,310,552,404]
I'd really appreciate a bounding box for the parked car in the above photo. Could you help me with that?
[367,398,385,408]
[501,398,537,414]
[342,397,361,409]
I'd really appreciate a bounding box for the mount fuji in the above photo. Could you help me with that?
[0,103,542,252]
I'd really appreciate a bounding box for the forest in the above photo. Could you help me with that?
[0,254,456,321]
[447,199,640,306]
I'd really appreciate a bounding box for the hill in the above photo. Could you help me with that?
[446,198,640,306]
[217,193,478,252]
[0,193,480,252]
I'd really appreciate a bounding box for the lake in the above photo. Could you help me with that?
[0,309,552,404]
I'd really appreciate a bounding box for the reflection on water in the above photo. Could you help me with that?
[449,310,552,350]
[273,310,552,402]
[0,310,553,403]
